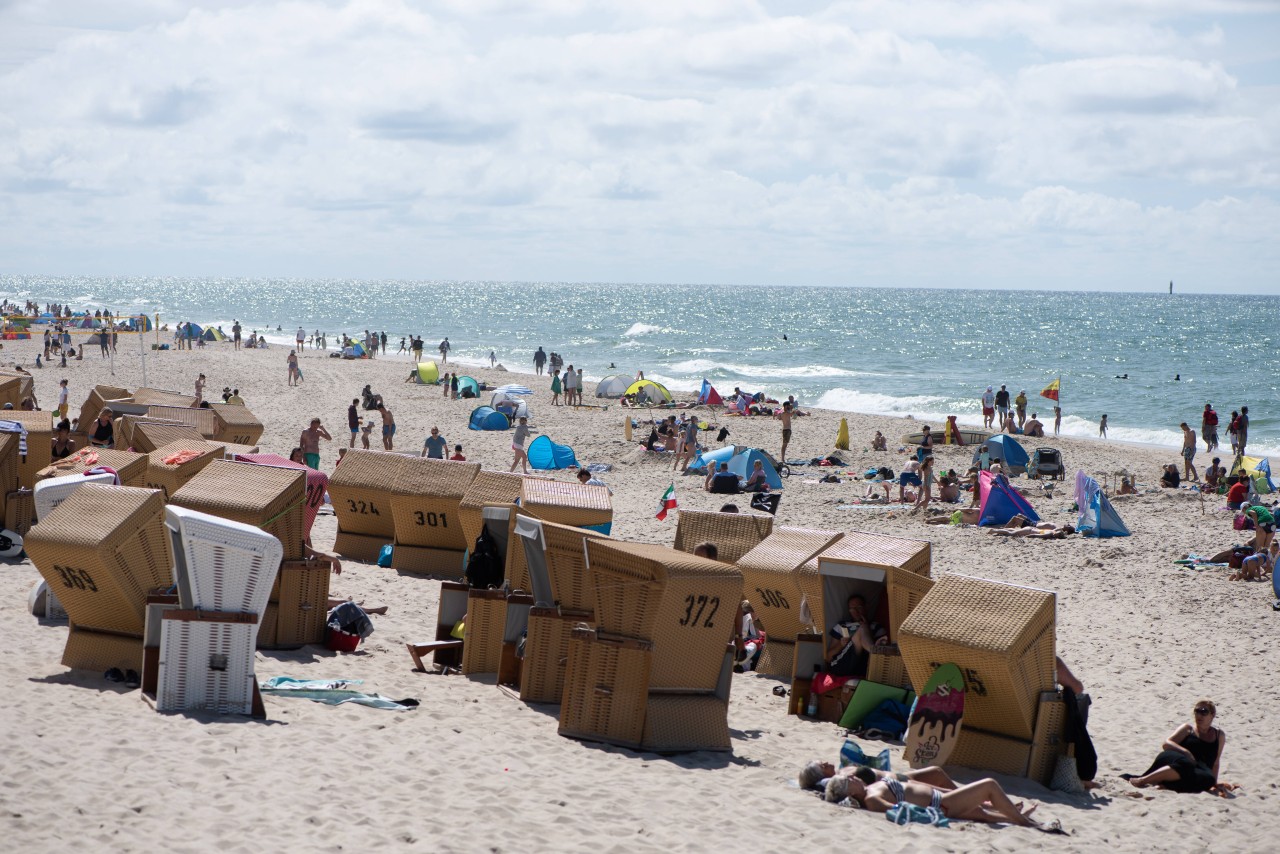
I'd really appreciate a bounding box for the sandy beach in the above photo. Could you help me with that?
[1,333,1269,853]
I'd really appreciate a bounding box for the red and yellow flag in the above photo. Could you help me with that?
[1040,378,1060,402]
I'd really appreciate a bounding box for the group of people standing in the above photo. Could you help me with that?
[550,365,583,406]
[981,384,1061,436]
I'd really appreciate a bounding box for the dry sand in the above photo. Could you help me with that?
[0,334,1269,852]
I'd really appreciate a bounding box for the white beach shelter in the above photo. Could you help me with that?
[491,391,530,420]
[595,375,632,398]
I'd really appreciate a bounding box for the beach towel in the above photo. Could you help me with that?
[886,803,949,828]
[0,419,28,456]
[839,740,892,771]
[259,677,418,711]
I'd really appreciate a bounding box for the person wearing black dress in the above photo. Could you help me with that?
[1125,699,1225,792]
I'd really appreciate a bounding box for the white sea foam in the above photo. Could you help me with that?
[815,388,955,424]
[623,322,665,336]
[667,359,868,379]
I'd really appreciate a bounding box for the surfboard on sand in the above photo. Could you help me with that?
[901,430,991,446]
[903,662,965,768]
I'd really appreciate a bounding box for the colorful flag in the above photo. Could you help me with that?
[655,483,677,521]
[1040,378,1060,401]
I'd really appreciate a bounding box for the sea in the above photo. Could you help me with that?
[4,277,1278,456]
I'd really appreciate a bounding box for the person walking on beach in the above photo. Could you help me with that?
[550,369,562,405]
[287,350,299,386]
[995,385,1011,426]
[673,415,699,473]
[1227,410,1240,454]
[377,403,396,451]
[380,331,387,354]
[397,337,407,354]
[1237,406,1250,455]
[1098,414,1108,438]
[1054,405,1062,436]
[489,350,496,368]
[232,320,242,350]
[422,426,447,459]
[299,418,331,470]
[510,416,530,473]
[776,401,794,463]
[1015,390,1028,429]
[1181,423,1199,483]
[57,378,69,421]
[347,399,360,448]
[194,373,205,406]
[563,365,577,407]
[1202,404,1219,452]
[533,346,546,376]
[439,338,450,365]
[576,368,584,406]
[981,386,995,430]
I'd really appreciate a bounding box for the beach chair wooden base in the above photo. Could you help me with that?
[519,607,592,704]
[868,644,914,691]
[157,610,261,717]
[333,530,390,563]
[1029,691,1068,784]
[62,626,142,673]
[461,589,509,676]
[262,559,330,648]
[642,694,731,753]
[947,727,1033,778]
[391,544,467,580]
[559,630,653,750]
[788,634,824,715]
[755,640,794,677]
[5,488,34,535]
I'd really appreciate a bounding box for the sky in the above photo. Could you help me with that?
[0,0,1278,293]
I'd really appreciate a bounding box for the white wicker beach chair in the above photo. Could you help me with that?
[157,610,259,715]
[33,471,116,521]
[164,506,283,618]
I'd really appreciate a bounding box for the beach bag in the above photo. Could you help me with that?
[465,527,504,589]
[377,544,394,567]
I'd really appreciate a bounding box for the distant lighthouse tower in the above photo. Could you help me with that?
[1169,281,1173,294]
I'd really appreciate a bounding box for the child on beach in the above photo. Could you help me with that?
[1098,414,1108,438]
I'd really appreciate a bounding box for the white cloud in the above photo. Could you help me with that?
[0,0,1276,291]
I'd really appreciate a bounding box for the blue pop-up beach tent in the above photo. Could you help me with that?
[468,406,510,431]
[978,470,1039,526]
[688,444,783,489]
[973,434,1030,475]
[527,435,579,470]
[1074,471,1129,537]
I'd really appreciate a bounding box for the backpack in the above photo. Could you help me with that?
[466,526,505,589]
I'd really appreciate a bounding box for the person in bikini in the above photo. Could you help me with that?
[825,771,1043,827]
[798,760,958,795]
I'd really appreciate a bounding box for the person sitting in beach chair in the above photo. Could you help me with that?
[825,594,886,678]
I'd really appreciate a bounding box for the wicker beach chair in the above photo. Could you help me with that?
[146,403,217,438]
[559,628,654,749]
[261,558,331,648]
[586,539,742,692]
[131,387,197,408]
[0,370,34,409]
[520,478,613,534]
[75,385,130,439]
[170,459,307,560]
[897,573,1056,745]
[4,410,54,490]
[24,484,172,671]
[328,449,409,561]
[795,530,931,638]
[457,471,531,549]
[143,440,226,499]
[502,514,606,702]
[234,453,329,540]
[129,420,205,454]
[734,526,843,676]
[672,508,774,565]
[33,471,116,520]
[165,506,283,617]
[37,448,149,487]
[389,457,481,577]
[211,403,265,446]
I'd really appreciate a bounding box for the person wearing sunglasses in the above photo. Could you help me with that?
[1123,700,1225,793]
